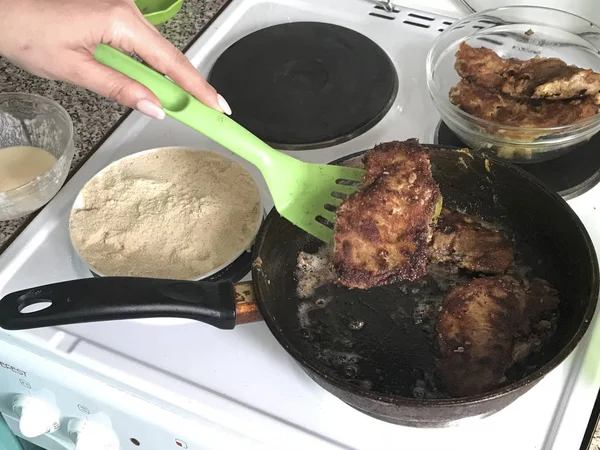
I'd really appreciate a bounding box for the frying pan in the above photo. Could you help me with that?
[0,144,597,427]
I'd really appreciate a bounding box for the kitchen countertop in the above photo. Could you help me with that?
[1,0,600,448]
[0,0,228,251]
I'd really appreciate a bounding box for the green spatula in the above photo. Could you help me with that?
[94,44,364,243]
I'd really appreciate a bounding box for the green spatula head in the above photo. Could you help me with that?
[94,44,365,243]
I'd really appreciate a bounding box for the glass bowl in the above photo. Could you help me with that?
[459,0,600,28]
[0,93,75,220]
[426,6,600,163]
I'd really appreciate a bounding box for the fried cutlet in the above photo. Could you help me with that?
[505,58,600,101]
[332,139,442,290]
[437,275,560,397]
[455,42,600,101]
[532,69,600,100]
[427,209,514,274]
[454,42,511,93]
[449,79,599,130]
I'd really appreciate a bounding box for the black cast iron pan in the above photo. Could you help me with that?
[0,144,598,427]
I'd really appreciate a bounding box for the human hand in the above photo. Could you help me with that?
[0,0,231,119]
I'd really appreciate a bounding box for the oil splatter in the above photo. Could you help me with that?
[343,364,360,379]
[295,245,335,298]
[297,296,332,329]
[315,297,332,308]
[348,319,365,331]
[297,301,315,330]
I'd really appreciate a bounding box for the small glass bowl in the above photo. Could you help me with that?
[0,93,75,220]
[426,6,600,163]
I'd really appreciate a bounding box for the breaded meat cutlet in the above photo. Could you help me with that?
[437,275,560,397]
[449,79,598,128]
[454,42,511,93]
[332,139,442,290]
[455,42,600,101]
[427,208,515,275]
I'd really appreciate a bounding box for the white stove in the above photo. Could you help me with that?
[1,0,600,449]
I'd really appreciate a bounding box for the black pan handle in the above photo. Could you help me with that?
[0,277,237,330]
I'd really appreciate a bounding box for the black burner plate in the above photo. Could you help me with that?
[436,121,600,199]
[208,22,398,150]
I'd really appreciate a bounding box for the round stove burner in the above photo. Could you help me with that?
[208,22,398,151]
[435,121,600,200]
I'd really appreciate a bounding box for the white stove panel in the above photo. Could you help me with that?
[1,1,599,449]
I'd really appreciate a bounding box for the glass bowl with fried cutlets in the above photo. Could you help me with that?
[426,6,600,163]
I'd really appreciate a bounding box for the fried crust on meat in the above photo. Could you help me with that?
[454,42,511,92]
[427,209,515,274]
[332,139,441,290]
[509,57,600,101]
[533,69,600,100]
[505,59,584,100]
[437,275,560,397]
[455,42,600,101]
[449,79,599,130]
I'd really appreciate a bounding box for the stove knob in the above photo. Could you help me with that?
[12,394,60,438]
[68,418,119,450]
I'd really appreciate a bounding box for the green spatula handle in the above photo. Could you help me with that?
[93,43,288,171]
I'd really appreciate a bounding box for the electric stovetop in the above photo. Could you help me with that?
[1,1,600,449]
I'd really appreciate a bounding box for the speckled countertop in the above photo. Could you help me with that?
[1,0,600,447]
[0,0,228,250]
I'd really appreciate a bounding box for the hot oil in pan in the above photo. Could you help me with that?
[294,231,555,400]
[292,151,559,399]
[296,246,449,398]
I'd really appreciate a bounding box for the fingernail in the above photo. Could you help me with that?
[136,99,165,120]
[217,94,232,116]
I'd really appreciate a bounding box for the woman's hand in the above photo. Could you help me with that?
[0,0,231,119]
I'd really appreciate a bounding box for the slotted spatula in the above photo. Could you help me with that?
[94,44,364,243]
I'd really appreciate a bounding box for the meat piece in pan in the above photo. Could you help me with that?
[454,42,600,101]
[427,208,515,275]
[436,275,560,397]
[332,139,442,290]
